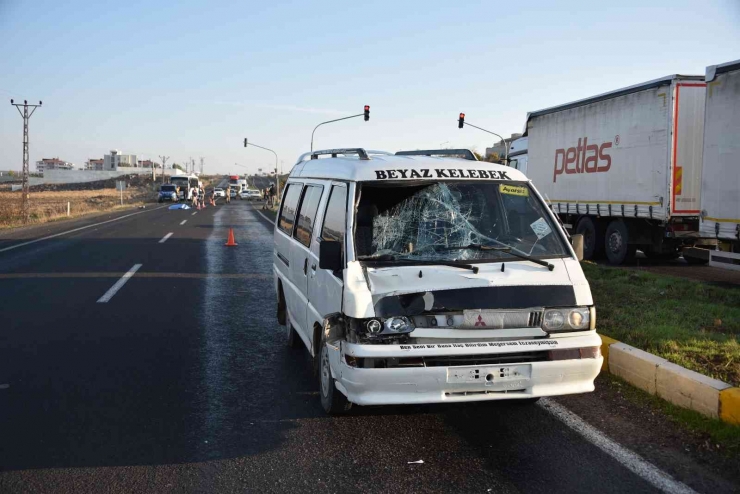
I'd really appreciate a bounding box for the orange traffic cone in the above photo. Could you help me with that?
[225,228,237,246]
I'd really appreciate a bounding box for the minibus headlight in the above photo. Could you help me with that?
[384,316,414,334]
[543,308,590,332]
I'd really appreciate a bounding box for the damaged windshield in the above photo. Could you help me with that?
[355,181,568,262]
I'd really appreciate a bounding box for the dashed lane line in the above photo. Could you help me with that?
[539,399,697,494]
[0,206,168,254]
[96,264,142,303]
[159,232,174,244]
[192,212,198,216]
[180,220,187,225]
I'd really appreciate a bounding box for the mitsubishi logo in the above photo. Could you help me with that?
[475,315,486,327]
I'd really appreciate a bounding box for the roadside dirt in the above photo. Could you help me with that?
[621,255,740,286]
[556,374,740,492]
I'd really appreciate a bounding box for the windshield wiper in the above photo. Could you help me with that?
[357,254,480,273]
[442,243,555,271]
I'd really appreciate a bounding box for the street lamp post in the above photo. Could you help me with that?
[244,139,280,205]
[457,113,509,165]
[310,105,370,153]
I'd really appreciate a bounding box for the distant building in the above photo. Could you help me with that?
[485,133,522,163]
[85,159,104,170]
[36,158,74,173]
[103,150,137,170]
[137,159,159,168]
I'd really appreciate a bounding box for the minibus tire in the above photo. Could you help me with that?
[319,334,351,414]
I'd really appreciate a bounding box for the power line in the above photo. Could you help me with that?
[9,99,42,224]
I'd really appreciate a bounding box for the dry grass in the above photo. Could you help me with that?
[0,188,153,229]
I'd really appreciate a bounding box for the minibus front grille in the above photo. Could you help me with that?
[528,311,543,327]
[423,352,548,367]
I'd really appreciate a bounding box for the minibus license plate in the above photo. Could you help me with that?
[447,365,531,384]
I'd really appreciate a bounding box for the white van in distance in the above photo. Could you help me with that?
[273,148,602,414]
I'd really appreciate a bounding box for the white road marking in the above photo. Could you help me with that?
[96,264,142,303]
[159,232,174,244]
[192,212,198,216]
[539,399,697,494]
[252,206,273,224]
[0,206,167,254]
[180,220,187,225]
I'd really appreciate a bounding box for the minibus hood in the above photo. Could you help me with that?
[361,258,593,316]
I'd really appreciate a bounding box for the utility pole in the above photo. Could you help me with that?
[244,138,280,205]
[311,105,370,153]
[10,99,42,224]
[159,156,169,184]
[457,113,509,165]
[199,157,204,175]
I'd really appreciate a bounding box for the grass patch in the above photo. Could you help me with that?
[583,262,740,386]
[604,374,740,456]
[0,188,151,229]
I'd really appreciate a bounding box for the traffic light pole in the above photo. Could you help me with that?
[10,99,42,224]
[458,117,509,165]
[310,106,370,153]
[244,139,280,204]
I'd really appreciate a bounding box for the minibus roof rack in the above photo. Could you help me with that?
[395,149,478,161]
[310,148,370,160]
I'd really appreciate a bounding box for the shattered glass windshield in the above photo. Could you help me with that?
[355,181,568,262]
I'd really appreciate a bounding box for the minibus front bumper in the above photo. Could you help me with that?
[327,333,603,405]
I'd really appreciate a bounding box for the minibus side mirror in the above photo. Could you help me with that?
[571,234,584,261]
[319,240,343,271]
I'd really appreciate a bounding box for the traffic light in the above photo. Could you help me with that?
[458,113,465,129]
[364,105,370,121]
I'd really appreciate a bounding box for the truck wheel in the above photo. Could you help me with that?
[318,333,352,414]
[575,217,605,260]
[605,220,636,265]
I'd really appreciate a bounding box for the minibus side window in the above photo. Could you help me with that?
[320,186,347,278]
[278,184,302,235]
[294,185,323,248]
[320,186,347,243]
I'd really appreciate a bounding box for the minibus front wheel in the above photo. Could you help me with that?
[319,333,352,415]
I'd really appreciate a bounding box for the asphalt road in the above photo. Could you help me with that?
[0,199,737,493]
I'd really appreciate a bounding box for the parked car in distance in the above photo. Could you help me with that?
[158,184,179,203]
[230,188,238,199]
[214,187,225,197]
[241,189,262,201]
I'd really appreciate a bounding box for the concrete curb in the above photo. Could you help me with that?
[599,336,740,426]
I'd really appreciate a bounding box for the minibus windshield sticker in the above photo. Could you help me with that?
[530,218,552,240]
[399,340,558,351]
[499,184,529,196]
[374,169,512,180]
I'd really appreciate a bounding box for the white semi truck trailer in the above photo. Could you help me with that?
[684,60,740,269]
[519,74,709,264]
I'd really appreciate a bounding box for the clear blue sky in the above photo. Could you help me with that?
[1,0,738,175]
